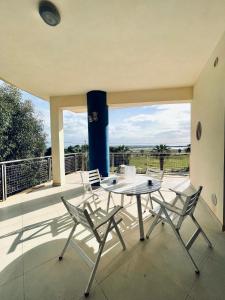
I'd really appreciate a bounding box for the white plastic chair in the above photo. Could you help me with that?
[143,168,164,212]
[146,186,212,273]
[80,169,115,211]
[59,197,126,297]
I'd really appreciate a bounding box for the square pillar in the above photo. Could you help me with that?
[50,99,65,186]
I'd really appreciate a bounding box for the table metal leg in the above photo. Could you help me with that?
[136,194,145,241]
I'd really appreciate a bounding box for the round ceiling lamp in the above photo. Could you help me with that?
[39,1,61,26]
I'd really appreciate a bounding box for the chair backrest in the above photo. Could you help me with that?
[88,169,101,185]
[80,169,101,192]
[146,168,164,181]
[176,186,202,229]
[61,196,101,241]
[124,165,136,178]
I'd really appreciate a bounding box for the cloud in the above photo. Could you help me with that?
[19,85,190,147]
[63,111,88,145]
[109,104,190,145]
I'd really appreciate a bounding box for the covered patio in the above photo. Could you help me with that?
[0,0,225,299]
[0,173,224,300]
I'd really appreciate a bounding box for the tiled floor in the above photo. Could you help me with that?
[0,173,224,300]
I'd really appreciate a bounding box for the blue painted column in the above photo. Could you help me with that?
[87,90,109,177]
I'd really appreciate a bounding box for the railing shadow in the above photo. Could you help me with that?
[0,202,140,256]
[0,184,85,222]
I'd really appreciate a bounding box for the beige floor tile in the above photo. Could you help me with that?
[0,275,24,300]
[23,235,72,272]
[24,249,106,300]
[189,257,225,300]
[1,173,224,300]
[0,243,23,286]
[99,250,188,300]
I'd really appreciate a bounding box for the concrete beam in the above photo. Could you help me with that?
[50,86,193,112]
[108,86,193,108]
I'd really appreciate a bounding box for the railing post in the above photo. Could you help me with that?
[111,153,114,171]
[1,164,7,200]
[82,153,85,171]
[1,164,4,201]
[85,152,88,171]
[74,154,76,172]
[48,158,52,181]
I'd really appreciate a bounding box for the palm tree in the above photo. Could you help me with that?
[185,144,191,153]
[152,144,170,170]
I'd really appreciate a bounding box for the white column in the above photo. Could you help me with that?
[50,99,65,186]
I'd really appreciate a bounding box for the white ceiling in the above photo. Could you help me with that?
[0,0,225,100]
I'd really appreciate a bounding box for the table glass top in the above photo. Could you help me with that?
[101,175,161,195]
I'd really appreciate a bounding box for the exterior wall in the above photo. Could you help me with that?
[191,32,225,226]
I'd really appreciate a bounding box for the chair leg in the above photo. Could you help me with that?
[163,208,200,273]
[84,221,112,297]
[92,194,98,209]
[110,192,116,206]
[191,215,213,248]
[59,223,77,260]
[146,207,163,238]
[106,192,112,212]
[149,194,153,210]
[112,218,126,250]
[129,195,133,204]
[143,194,151,212]
[121,194,124,207]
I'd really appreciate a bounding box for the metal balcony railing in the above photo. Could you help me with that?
[0,152,189,201]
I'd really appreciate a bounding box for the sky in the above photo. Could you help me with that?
[1,81,191,147]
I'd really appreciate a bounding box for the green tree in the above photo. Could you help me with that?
[110,145,130,153]
[0,83,46,161]
[152,144,170,170]
[45,147,52,156]
[81,143,88,153]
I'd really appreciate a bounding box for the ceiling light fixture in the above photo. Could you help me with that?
[39,1,60,26]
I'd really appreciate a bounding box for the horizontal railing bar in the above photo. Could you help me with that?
[0,152,188,165]
[0,152,85,165]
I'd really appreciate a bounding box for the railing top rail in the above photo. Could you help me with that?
[0,151,189,165]
[0,156,51,165]
[0,152,85,165]
[110,152,189,155]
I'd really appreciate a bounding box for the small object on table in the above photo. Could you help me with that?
[148,179,153,186]
[112,179,117,184]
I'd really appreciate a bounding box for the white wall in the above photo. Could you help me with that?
[191,31,225,226]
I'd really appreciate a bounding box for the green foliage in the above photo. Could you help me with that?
[129,154,189,172]
[110,145,130,153]
[0,83,46,161]
[151,144,170,170]
[152,144,170,154]
[185,144,191,153]
[65,144,88,154]
[45,147,52,156]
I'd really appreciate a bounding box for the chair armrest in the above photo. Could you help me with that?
[94,206,123,230]
[160,201,183,215]
[169,188,188,197]
[151,196,183,215]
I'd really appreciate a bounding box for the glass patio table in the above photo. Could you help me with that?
[101,175,164,241]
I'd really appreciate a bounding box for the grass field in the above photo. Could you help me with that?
[112,154,190,173]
